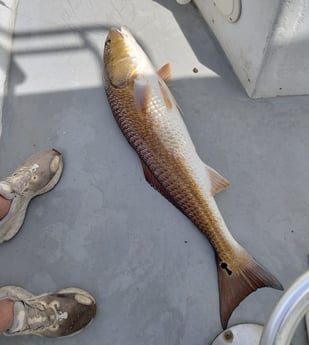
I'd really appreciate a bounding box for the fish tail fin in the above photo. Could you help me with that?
[217,250,283,329]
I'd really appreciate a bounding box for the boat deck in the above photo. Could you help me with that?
[1,1,309,344]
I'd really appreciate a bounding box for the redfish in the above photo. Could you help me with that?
[103,26,282,328]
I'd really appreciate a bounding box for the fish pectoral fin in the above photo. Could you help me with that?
[141,160,171,201]
[205,164,230,196]
[133,76,152,118]
[157,63,171,84]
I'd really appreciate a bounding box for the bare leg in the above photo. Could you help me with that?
[0,299,13,334]
[0,195,11,221]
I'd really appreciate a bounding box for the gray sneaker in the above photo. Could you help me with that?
[0,286,96,337]
[0,149,64,243]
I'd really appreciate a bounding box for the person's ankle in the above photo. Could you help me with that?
[0,195,11,220]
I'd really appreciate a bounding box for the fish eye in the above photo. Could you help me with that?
[105,39,111,47]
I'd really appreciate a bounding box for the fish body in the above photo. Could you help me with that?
[103,27,282,328]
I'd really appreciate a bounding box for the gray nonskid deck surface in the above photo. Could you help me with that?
[1,1,309,344]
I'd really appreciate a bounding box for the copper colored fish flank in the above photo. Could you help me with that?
[103,27,283,329]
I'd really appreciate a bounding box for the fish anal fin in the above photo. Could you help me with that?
[157,63,171,84]
[134,76,152,118]
[205,164,230,196]
[217,253,283,329]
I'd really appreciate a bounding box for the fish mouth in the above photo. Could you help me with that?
[120,26,130,35]
[108,26,131,37]
[111,26,137,53]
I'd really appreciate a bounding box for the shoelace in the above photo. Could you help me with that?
[24,301,61,330]
[5,165,38,195]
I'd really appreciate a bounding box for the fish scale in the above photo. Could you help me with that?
[106,82,237,266]
[103,26,283,329]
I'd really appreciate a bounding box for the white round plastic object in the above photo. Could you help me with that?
[213,0,241,22]
[211,324,263,345]
[176,0,191,4]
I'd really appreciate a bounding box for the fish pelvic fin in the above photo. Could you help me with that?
[157,63,171,84]
[158,80,173,109]
[217,251,283,329]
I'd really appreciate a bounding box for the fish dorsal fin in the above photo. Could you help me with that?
[157,63,171,84]
[205,164,230,196]
[141,160,172,201]
[133,75,152,118]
